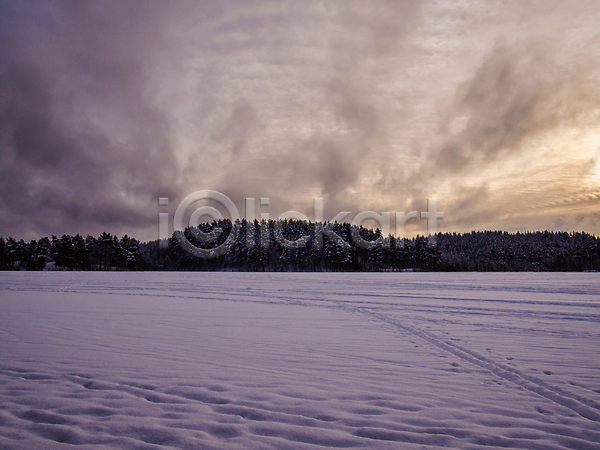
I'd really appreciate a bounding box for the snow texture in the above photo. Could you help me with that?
[0,272,599,449]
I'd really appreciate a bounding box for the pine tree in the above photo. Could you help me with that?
[98,232,114,270]
[72,234,88,270]
[6,238,25,269]
[32,237,51,270]
[85,235,99,270]
[118,235,141,271]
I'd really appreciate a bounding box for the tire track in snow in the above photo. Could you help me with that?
[360,309,600,423]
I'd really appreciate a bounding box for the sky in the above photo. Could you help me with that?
[1,0,600,242]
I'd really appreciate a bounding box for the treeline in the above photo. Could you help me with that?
[0,233,143,271]
[143,220,600,272]
[1,220,599,272]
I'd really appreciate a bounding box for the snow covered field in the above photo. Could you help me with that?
[0,272,599,449]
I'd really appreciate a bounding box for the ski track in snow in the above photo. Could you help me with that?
[0,272,599,449]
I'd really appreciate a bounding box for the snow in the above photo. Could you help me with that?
[0,272,599,449]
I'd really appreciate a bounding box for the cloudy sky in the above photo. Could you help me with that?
[1,0,600,242]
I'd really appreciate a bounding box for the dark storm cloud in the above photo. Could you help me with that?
[2,1,600,240]
[213,1,426,218]
[0,1,181,239]
[393,36,600,228]
[434,40,593,173]
[313,1,423,202]
[212,99,259,155]
[185,1,600,235]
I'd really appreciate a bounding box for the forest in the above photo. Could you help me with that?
[1,219,599,272]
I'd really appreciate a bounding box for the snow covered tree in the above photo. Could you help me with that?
[5,237,25,269]
[30,237,51,270]
[72,234,88,270]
